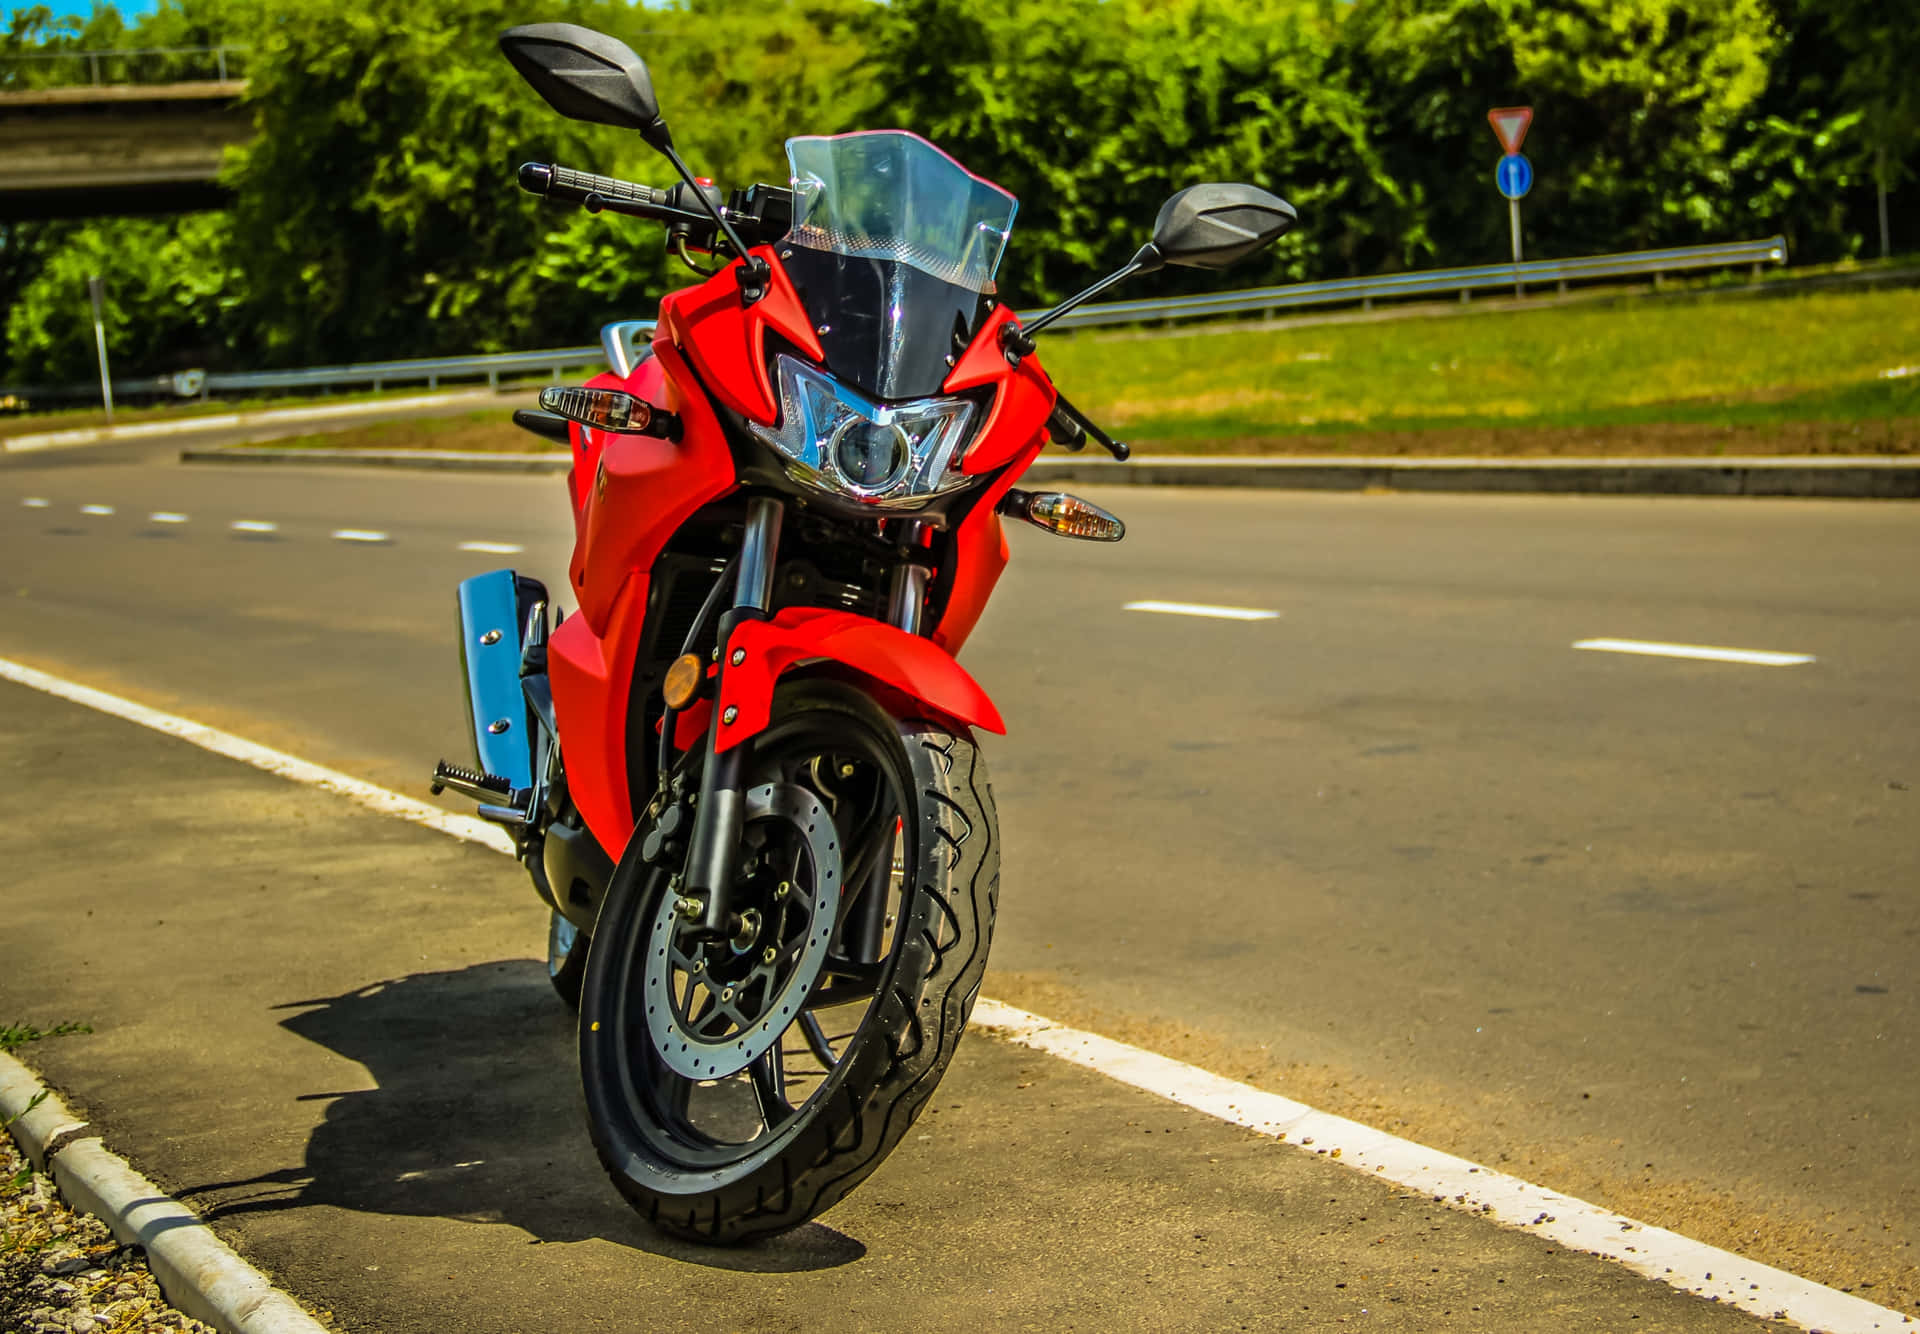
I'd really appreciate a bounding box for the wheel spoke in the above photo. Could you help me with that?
[799,1011,837,1068]
[749,1048,792,1127]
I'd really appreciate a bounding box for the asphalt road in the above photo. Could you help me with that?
[2,433,1915,1328]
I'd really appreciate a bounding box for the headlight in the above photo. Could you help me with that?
[748,355,979,508]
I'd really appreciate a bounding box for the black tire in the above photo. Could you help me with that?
[577,677,998,1243]
[546,909,589,1008]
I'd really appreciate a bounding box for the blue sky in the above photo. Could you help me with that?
[18,0,158,22]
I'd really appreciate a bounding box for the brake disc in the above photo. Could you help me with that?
[644,781,842,1080]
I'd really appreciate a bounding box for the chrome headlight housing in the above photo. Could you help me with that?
[747,355,980,509]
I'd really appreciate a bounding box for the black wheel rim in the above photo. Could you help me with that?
[601,697,911,1172]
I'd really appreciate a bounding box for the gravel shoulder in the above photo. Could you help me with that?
[1,1128,217,1334]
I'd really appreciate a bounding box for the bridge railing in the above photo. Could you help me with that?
[1,235,1788,405]
[0,44,248,88]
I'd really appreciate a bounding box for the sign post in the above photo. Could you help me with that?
[1488,107,1533,298]
[87,275,114,424]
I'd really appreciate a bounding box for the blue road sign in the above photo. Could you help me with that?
[1496,153,1533,200]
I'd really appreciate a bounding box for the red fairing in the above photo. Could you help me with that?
[946,305,1056,475]
[925,305,1057,652]
[932,436,1043,655]
[713,607,1007,752]
[659,247,824,425]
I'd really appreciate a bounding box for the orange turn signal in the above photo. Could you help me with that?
[997,488,1126,542]
[662,652,705,710]
[539,386,682,441]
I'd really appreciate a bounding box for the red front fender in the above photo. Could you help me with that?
[713,607,1006,750]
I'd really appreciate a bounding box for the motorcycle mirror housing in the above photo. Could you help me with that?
[499,23,670,150]
[1145,183,1297,272]
[1004,182,1298,355]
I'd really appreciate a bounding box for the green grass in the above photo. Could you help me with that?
[0,1021,91,1055]
[1039,285,1920,450]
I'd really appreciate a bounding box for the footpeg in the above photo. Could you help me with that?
[432,760,520,806]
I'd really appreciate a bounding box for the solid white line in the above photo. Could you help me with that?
[1574,638,1814,667]
[0,657,513,856]
[459,540,524,554]
[1123,600,1279,621]
[230,520,278,534]
[148,512,189,524]
[79,503,115,516]
[0,656,1900,1333]
[969,999,1904,1333]
[331,529,390,543]
[21,497,50,508]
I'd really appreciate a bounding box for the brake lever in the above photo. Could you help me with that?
[1052,392,1130,461]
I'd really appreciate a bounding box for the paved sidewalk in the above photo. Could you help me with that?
[0,680,1778,1333]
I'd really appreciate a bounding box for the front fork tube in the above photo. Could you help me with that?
[684,496,784,934]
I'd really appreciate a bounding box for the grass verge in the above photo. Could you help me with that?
[246,284,1920,458]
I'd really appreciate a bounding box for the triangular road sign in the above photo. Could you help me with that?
[1489,106,1533,155]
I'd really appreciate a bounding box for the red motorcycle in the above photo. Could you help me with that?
[433,22,1293,1241]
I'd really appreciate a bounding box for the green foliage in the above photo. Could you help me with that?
[0,0,1915,380]
[4,215,234,381]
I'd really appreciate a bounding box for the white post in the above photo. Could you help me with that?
[88,275,114,424]
[1509,197,1524,297]
[1878,146,1891,260]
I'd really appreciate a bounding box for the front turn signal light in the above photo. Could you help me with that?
[539,386,682,441]
[997,488,1126,542]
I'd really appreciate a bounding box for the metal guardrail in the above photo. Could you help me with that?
[0,45,249,86]
[1043,235,1788,329]
[0,236,1787,404]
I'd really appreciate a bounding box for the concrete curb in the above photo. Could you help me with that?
[0,1049,331,1334]
[181,445,568,472]
[5,390,497,455]
[179,443,1920,497]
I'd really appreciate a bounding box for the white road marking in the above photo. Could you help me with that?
[230,520,278,534]
[1124,600,1279,621]
[0,656,1903,1334]
[21,498,50,509]
[1574,638,1814,667]
[458,541,524,555]
[331,529,390,544]
[148,512,189,524]
[0,657,512,855]
[79,504,115,516]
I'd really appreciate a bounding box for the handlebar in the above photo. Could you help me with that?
[517,161,709,227]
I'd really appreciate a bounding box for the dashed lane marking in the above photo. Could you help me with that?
[458,541,524,554]
[21,498,49,509]
[0,655,1906,1334]
[1124,599,1279,621]
[79,504,115,516]
[331,529,390,543]
[1574,638,1815,667]
[149,512,189,524]
[230,520,279,534]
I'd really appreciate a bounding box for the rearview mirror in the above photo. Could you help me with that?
[1149,183,1295,270]
[499,23,669,148]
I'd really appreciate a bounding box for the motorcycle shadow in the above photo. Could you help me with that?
[191,959,865,1274]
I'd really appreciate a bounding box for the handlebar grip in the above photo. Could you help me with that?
[518,162,666,210]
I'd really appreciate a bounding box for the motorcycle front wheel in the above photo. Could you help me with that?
[577,677,998,1243]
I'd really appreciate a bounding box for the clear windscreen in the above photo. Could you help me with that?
[784,131,1018,294]
[779,132,1019,400]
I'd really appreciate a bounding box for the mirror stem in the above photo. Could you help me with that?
[1004,243,1163,357]
[652,135,768,297]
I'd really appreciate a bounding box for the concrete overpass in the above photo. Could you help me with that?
[0,80,252,220]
